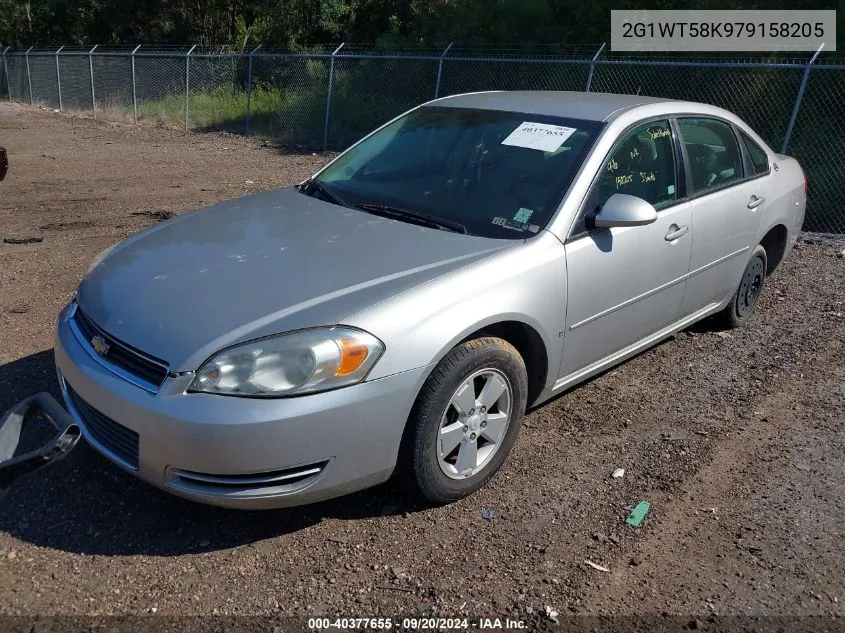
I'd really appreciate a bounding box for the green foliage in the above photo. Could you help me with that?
[3,0,841,50]
[124,84,326,144]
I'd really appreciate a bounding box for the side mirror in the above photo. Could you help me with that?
[0,147,7,182]
[594,193,657,228]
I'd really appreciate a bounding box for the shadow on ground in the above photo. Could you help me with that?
[0,350,412,558]
[0,313,725,557]
[192,115,328,153]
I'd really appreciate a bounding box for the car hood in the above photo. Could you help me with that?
[78,188,514,371]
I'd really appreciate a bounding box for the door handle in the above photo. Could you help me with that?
[665,224,689,241]
[747,195,765,209]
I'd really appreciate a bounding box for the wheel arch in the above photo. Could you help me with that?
[394,316,554,496]
[759,223,788,275]
[459,321,550,407]
[413,316,555,409]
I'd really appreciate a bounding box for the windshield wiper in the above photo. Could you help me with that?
[297,178,349,208]
[355,203,467,234]
[298,182,468,234]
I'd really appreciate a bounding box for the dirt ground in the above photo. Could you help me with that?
[1,103,844,630]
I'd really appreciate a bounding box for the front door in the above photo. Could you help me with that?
[560,119,692,381]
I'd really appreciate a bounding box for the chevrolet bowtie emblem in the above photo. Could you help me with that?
[91,335,110,357]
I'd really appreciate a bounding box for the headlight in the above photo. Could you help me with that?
[189,327,384,397]
[86,244,118,275]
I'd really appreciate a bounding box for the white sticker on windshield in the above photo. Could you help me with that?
[492,217,528,232]
[502,122,577,152]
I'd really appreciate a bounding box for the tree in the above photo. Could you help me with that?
[2,0,842,51]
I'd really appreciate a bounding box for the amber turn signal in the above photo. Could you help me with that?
[336,339,370,376]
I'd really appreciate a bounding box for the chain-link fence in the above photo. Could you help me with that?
[1,44,843,233]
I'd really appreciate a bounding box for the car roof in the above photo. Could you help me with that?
[427,90,686,123]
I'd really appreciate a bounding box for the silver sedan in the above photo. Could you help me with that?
[55,91,806,508]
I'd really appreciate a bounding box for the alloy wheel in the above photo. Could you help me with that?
[436,368,513,479]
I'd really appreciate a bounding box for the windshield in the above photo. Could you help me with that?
[310,106,603,239]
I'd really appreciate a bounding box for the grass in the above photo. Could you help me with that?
[105,86,329,145]
[110,82,416,149]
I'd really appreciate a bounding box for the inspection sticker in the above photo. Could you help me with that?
[502,122,577,152]
[513,208,534,224]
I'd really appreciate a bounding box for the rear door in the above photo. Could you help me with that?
[676,117,765,317]
[560,118,692,380]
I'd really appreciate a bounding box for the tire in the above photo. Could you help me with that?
[718,244,768,329]
[400,337,528,504]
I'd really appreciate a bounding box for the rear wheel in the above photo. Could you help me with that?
[401,337,527,504]
[718,245,767,329]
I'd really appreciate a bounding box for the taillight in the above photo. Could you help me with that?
[804,169,809,194]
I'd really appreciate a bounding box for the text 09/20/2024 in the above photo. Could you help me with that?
[306,617,528,630]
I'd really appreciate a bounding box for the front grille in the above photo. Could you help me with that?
[170,461,329,495]
[66,386,139,469]
[72,306,169,390]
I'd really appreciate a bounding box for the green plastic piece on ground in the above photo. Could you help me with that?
[625,501,650,527]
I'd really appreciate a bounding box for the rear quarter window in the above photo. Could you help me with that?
[740,131,770,176]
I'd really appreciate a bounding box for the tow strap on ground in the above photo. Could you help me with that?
[0,392,81,500]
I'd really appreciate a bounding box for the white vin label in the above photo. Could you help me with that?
[501,122,577,153]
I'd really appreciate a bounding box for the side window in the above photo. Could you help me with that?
[595,120,678,209]
[739,131,770,176]
[678,118,743,194]
[570,119,677,237]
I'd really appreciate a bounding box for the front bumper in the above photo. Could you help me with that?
[0,392,81,499]
[55,303,428,509]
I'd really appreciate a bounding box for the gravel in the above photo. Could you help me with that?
[1,104,843,622]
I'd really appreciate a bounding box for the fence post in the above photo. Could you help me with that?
[323,43,344,151]
[185,44,196,133]
[245,44,261,136]
[2,47,9,101]
[781,43,824,154]
[55,46,64,110]
[131,45,141,125]
[24,46,33,105]
[585,42,606,92]
[88,45,98,118]
[434,43,453,99]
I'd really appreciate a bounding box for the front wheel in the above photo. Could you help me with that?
[718,244,767,329]
[401,337,528,504]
